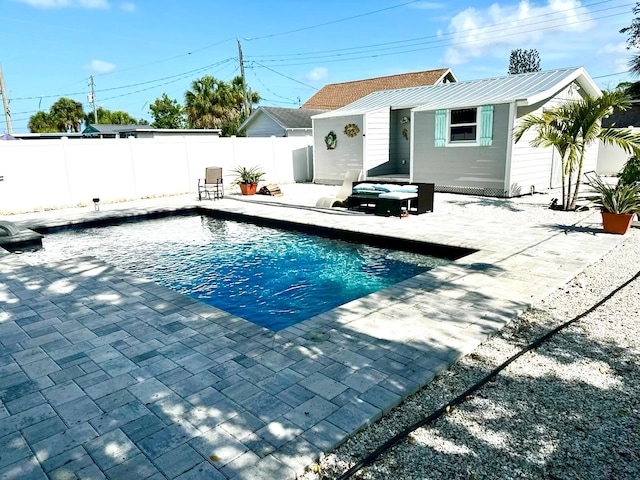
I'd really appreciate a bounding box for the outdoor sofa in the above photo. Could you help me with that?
[347,180,434,217]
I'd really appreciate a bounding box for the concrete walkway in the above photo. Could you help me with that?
[0,185,630,480]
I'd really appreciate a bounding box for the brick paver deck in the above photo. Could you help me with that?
[0,188,630,479]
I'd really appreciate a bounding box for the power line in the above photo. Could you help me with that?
[248,2,630,66]
[249,0,622,60]
[249,10,631,68]
[250,61,319,91]
[248,67,298,104]
[245,0,422,41]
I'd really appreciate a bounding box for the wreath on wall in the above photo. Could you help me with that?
[343,123,360,138]
[402,127,409,140]
[324,131,337,149]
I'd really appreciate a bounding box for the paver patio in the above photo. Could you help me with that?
[0,186,630,479]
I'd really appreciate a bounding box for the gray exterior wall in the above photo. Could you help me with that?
[412,103,510,195]
[245,113,286,137]
[312,114,364,184]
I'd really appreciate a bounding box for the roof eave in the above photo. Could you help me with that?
[516,67,601,107]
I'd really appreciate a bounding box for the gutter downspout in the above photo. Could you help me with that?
[503,102,516,197]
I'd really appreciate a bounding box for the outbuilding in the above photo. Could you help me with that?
[239,107,327,137]
[312,67,601,197]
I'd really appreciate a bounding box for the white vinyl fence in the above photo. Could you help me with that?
[0,135,313,214]
[597,127,638,175]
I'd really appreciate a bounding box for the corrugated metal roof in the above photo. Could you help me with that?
[312,67,600,119]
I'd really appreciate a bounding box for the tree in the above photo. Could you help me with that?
[84,107,147,126]
[184,75,259,135]
[514,90,640,210]
[508,49,541,75]
[49,97,85,132]
[620,3,640,75]
[28,110,57,133]
[149,93,184,129]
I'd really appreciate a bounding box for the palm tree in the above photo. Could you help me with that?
[514,90,640,210]
[49,97,84,132]
[28,111,57,133]
[184,75,259,134]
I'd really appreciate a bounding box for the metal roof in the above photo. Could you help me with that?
[312,67,600,119]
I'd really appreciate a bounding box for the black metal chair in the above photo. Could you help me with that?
[198,166,224,200]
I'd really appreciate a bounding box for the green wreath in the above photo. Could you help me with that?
[325,131,337,149]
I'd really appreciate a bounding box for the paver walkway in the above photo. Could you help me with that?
[0,187,630,479]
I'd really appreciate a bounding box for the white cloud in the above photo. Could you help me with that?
[120,2,135,12]
[443,0,594,65]
[85,59,116,74]
[15,0,109,8]
[598,42,633,56]
[305,67,328,82]
[597,42,636,76]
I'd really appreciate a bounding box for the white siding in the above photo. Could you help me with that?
[364,108,390,176]
[312,115,364,184]
[509,84,590,195]
[245,113,286,137]
[510,101,552,195]
[412,104,510,194]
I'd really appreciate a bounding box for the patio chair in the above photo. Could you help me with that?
[315,169,362,208]
[198,166,224,200]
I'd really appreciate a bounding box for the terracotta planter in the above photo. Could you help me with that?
[601,211,634,235]
[239,183,258,195]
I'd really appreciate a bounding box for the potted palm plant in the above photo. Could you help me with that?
[232,165,265,195]
[586,172,640,234]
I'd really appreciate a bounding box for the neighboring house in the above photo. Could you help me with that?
[312,67,600,197]
[302,68,457,110]
[597,102,640,174]
[82,125,221,138]
[239,106,327,137]
[9,132,84,140]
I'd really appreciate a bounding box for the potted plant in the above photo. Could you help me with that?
[232,165,265,195]
[586,172,640,234]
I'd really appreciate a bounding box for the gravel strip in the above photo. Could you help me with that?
[301,229,640,480]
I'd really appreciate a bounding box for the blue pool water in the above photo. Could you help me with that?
[24,215,450,331]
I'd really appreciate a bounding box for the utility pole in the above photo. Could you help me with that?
[0,63,13,134]
[237,39,250,117]
[89,75,98,124]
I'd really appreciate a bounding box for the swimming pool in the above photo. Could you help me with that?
[22,214,452,331]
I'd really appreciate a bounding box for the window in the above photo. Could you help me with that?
[449,108,477,142]
[434,105,493,147]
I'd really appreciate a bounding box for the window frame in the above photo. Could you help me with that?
[447,107,479,145]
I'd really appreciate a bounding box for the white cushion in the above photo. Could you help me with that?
[378,192,417,200]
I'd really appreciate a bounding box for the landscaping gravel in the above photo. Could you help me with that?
[301,228,640,480]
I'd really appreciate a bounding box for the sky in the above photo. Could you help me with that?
[0,0,638,133]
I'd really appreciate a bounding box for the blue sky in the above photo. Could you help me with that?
[1,0,637,132]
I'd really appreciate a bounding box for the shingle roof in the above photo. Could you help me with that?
[83,124,151,134]
[602,103,640,128]
[301,68,454,110]
[240,106,328,130]
[312,67,601,119]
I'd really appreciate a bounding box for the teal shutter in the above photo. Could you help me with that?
[434,109,447,147]
[479,105,494,146]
